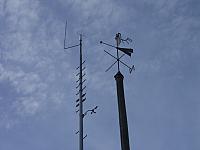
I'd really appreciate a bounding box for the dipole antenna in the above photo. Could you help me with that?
[64,20,98,150]
[100,33,135,150]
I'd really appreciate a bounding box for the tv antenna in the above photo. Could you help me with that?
[64,20,98,150]
[100,33,135,73]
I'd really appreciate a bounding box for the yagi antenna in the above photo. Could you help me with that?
[100,33,135,73]
[63,20,98,150]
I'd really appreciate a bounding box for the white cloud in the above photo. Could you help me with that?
[0,0,73,128]
[15,97,40,116]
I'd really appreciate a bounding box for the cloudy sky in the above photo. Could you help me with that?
[0,0,200,150]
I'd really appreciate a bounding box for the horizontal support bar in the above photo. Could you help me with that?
[64,44,80,50]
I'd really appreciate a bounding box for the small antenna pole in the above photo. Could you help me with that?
[79,34,84,150]
[64,21,98,150]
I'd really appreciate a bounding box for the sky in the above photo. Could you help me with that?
[0,0,200,150]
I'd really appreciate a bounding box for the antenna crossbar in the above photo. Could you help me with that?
[64,44,80,50]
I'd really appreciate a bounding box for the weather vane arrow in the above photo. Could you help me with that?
[100,41,133,57]
[118,47,133,57]
[100,33,135,73]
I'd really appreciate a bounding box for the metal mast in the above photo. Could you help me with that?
[78,34,84,150]
[114,71,130,150]
[64,21,98,150]
[100,33,135,150]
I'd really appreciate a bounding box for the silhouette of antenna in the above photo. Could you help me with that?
[100,33,135,73]
[64,20,97,150]
[100,33,135,150]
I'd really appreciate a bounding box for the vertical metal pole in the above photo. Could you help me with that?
[116,34,120,72]
[114,71,130,150]
[79,34,84,150]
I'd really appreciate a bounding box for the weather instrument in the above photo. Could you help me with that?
[100,33,135,150]
[100,33,135,73]
[64,20,98,150]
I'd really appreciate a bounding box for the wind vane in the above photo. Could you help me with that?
[100,33,135,73]
[100,33,135,150]
[64,20,98,150]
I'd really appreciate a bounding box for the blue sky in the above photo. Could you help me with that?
[0,0,200,150]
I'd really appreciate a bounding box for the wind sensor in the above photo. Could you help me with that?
[64,20,98,150]
[100,33,135,73]
[100,33,135,150]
